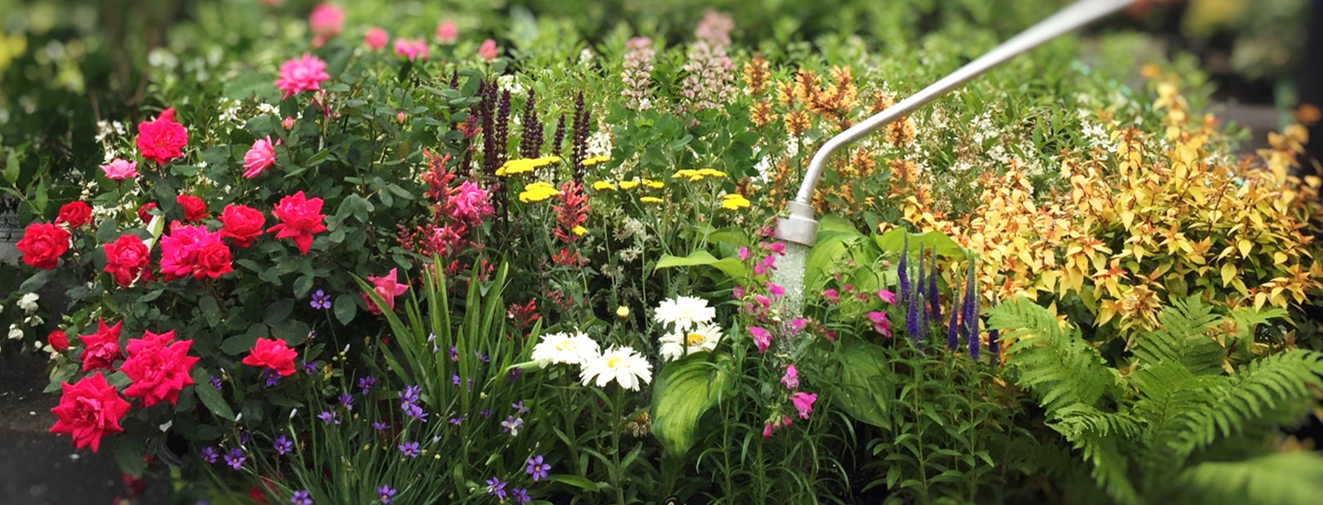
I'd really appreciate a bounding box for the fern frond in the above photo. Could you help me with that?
[1074,431,1140,505]
[990,297,1116,412]
[1052,404,1144,441]
[1172,350,1323,457]
[1177,452,1323,505]
[1131,296,1223,375]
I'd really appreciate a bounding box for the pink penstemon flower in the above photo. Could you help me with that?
[780,365,799,390]
[748,326,772,353]
[790,392,817,419]
[867,311,892,338]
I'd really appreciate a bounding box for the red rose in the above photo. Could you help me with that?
[219,204,265,247]
[193,239,233,279]
[120,330,198,407]
[56,201,93,228]
[241,337,298,376]
[135,107,188,165]
[78,319,124,372]
[175,195,208,222]
[137,202,158,224]
[104,235,151,288]
[49,371,131,452]
[266,191,328,255]
[48,330,69,352]
[16,222,71,269]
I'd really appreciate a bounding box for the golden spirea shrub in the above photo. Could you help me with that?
[902,76,1321,339]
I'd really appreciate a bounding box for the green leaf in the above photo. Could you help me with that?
[650,353,734,456]
[824,340,893,428]
[304,149,333,167]
[224,71,278,100]
[19,269,54,292]
[199,295,221,321]
[221,328,261,356]
[115,438,148,476]
[547,474,601,492]
[263,298,295,325]
[333,294,357,325]
[2,148,20,184]
[190,368,234,421]
[293,274,314,299]
[654,250,745,280]
[873,227,968,259]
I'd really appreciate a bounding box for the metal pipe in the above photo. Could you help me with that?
[775,0,1136,247]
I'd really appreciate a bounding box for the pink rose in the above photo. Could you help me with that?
[49,372,130,452]
[159,223,232,281]
[266,191,328,255]
[135,108,188,165]
[242,337,298,376]
[435,20,457,44]
[394,38,429,61]
[275,53,330,99]
[243,136,277,178]
[478,39,498,61]
[308,3,344,47]
[100,159,139,180]
[364,27,389,50]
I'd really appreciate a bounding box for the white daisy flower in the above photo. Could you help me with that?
[18,292,39,314]
[579,346,652,391]
[531,331,601,367]
[653,296,715,332]
[658,323,723,362]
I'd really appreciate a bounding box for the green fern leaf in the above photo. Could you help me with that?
[1178,452,1323,505]
[1131,296,1223,375]
[990,297,1116,413]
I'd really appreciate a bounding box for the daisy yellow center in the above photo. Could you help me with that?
[686,333,705,346]
[555,339,573,351]
[606,357,621,369]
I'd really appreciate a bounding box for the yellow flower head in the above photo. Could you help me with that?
[497,156,561,177]
[640,196,664,204]
[721,194,751,210]
[619,179,641,190]
[592,181,617,191]
[582,155,610,167]
[572,225,587,236]
[643,179,665,189]
[519,181,561,203]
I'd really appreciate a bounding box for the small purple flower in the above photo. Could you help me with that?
[451,374,460,386]
[376,485,396,504]
[511,488,530,504]
[512,401,528,414]
[475,350,489,363]
[200,446,217,464]
[239,429,253,446]
[310,289,331,309]
[338,393,354,410]
[302,360,319,375]
[291,490,312,505]
[210,376,222,390]
[403,403,428,423]
[448,345,458,362]
[274,435,293,456]
[358,376,376,396]
[525,455,550,482]
[398,441,420,458]
[372,421,390,431]
[480,408,492,418]
[261,368,280,387]
[399,385,421,404]
[506,367,523,383]
[485,477,507,500]
[448,416,465,425]
[318,411,339,425]
[501,416,523,435]
[307,330,317,340]
[224,448,245,470]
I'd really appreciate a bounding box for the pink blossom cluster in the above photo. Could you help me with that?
[394,38,429,61]
[621,37,655,111]
[679,41,736,113]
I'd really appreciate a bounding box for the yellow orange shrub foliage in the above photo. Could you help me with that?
[897,75,1322,340]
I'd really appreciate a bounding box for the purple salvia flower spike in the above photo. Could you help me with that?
[928,247,942,323]
[897,234,910,308]
[947,274,961,351]
[961,259,978,357]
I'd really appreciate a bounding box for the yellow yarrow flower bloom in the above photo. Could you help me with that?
[672,168,728,182]
[582,155,610,166]
[519,182,561,203]
[619,179,641,190]
[592,181,617,191]
[721,194,751,210]
[497,156,561,176]
[640,196,664,204]
[643,179,665,189]
[572,225,587,236]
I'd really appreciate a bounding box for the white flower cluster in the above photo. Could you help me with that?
[8,293,42,340]
[530,331,653,391]
[653,296,722,362]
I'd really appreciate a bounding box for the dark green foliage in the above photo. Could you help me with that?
[990,295,1323,505]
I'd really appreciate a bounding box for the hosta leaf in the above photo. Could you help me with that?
[650,353,734,457]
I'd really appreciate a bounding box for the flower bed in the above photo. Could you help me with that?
[3,1,1323,504]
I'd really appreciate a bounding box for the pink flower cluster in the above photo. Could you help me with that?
[394,38,429,61]
[363,268,409,315]
[159,223,233,281]
[309,2,344,48]
[275,54,330,99]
